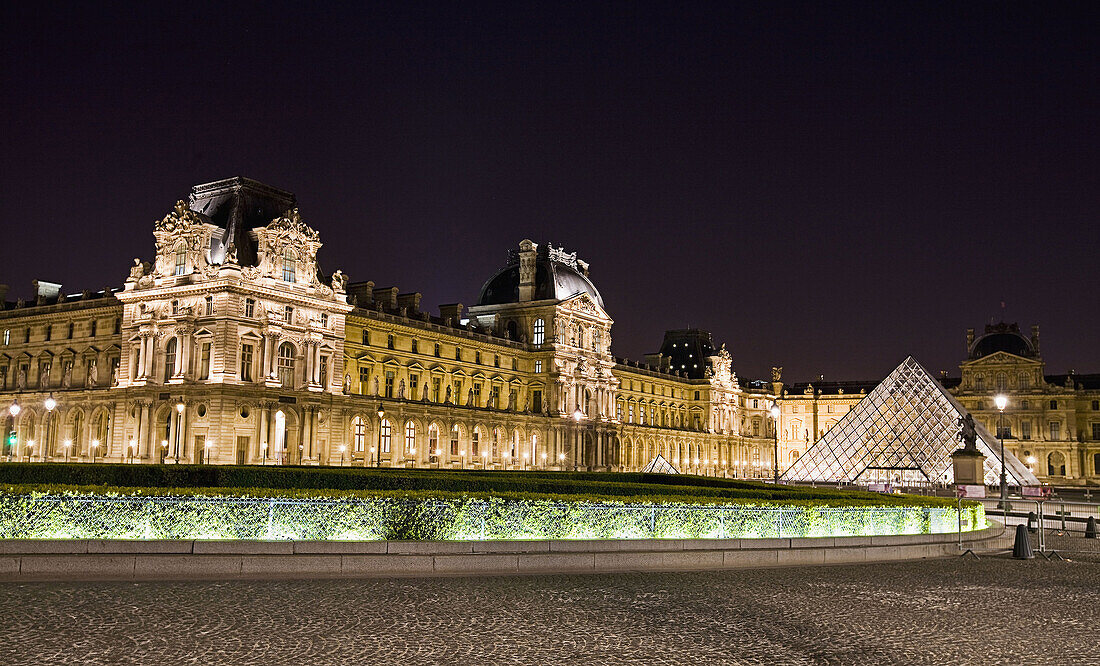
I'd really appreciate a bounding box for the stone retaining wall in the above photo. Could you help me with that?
[0,523,1010,581]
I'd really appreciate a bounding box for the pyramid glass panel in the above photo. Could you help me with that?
[641,454,680,474]
[782,357,1038,486]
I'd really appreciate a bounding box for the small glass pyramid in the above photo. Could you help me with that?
[640,454,680,474]
[782,356,1038,486]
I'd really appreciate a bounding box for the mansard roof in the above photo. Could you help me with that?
[187,177,297,267]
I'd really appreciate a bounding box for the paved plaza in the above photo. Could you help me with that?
[1,552,1098,665]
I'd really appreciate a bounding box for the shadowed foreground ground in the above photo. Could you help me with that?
[1,554,1097,665]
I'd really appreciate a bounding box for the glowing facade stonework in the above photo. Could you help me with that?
[0,178,782,475]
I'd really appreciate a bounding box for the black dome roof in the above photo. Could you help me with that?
[970,323,1035,359]
[477,255,604,308]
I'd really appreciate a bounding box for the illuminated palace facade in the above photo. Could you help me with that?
[0,178,784,477]
[2,178,1097,484]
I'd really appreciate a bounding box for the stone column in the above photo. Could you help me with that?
[135,403,146,458]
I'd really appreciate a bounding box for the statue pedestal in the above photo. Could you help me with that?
[951,448,986,485]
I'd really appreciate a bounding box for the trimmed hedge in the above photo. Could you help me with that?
[0,463,959,508]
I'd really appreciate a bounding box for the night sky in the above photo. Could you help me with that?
[2,3,1097,382]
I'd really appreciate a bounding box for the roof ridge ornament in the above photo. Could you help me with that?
[546,243,578,269]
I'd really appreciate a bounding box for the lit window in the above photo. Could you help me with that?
[405,421,415,455]
[282,248,297,282]
[535,360,542,373]
[533,319,545,346]
[380,419,391,453]
[353,417,365,452]
[174,248,187,276]
[278,343,295,387]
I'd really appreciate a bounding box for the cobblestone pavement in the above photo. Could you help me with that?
[2,556,1098,665]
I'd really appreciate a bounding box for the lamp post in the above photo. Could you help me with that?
[339,444,346,466]
[63,440,71,463]
[162,439,169,464]
[44,393,57,461]
[769,401,780,484]
[572,408,583,471]
[994,393,1008,512]
[90,439,99,464]
[174,399,185,463]
[376,403,384,468]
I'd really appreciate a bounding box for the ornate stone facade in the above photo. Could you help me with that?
[0,178,779,475]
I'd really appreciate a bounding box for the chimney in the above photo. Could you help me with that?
[371,286,399,310]
[32,280,62,300]
[346,280,375,307]
[396,292,422,312]
[517,239,538,302]
[439,303,464,325]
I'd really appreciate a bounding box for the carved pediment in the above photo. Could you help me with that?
[153,201,211,277]
[255,209,322,285]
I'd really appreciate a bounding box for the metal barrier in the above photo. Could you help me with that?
[977,497,1100,558]
[0,494,979,542]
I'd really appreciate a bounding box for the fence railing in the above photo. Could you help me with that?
[0,494,982,542]
[977,498,1099,556]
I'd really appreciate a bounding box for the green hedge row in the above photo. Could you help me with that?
[0,463,958,508]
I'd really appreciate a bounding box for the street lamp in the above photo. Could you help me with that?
[994,393,1009,511]
[558,452,565,469]
[26,440,34,462]
[128,439,136,464]
[769,400,781,484]
[90,440,99,464]
[44,393,57,412]
[8,399,20,417]
[376,403,384,468]
[63,439,71,462]
[162,439,169,464]
[174,399,185,463]
[573,408,583,422]
[339,444,346,466]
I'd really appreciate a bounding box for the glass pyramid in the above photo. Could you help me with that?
[781,356,1038,486]
[641,454,680,474]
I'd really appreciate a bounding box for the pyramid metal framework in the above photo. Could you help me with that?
[640,454,680,475]
[781,356,1038,486]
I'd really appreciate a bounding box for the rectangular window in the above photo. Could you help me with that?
[494,354,500,368]
[491,383,501,409]
[432,377,441,402]
[380,420,391,453]
[473,383,482,406]
[112,318,119,334]
[361,329,370,346]
[455,347,461,361]
[475,351,482,365]
[45,325,51,341]
[535,360,542,373]
[359,367,370,393]
[319,355,329,388]
[1049,421,1061,440]
[387,334,395,350]
[284,306,293,323]
[204,296,213,316]
[997,425,1011,439]
[1092,423,1100,441]
[3,330,8,345]
[410,374,419,394]
[628,404,634,422]
[411,339,418,354]
[532,390,542,413]
[67,323,73,339]
[1021,399,1030,410]
[1021,421,1031,440]
[172,300,179,315]
[385,372,394,398]
[174,250,186,276]
[240,344,253,381]
[450,426,459,456]
[533,319,545,346]
[434,343,441,357]
[24,329,30,343]
[320,313,329,328]
[453,379,462,401]
[616,403,623,421]
[245,298,255,317]
[199,342,211,380]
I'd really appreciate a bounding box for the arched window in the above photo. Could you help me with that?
[404,421,416,455]
[491,428,501,458]
[174,247,187,276]
[428,424,439,457]
[1047,451,1066,476]
[472,427,481,457]
[533,318,545,346]
[278,343,295,387]
[450,424,460,456]
[164,337,177,382]
[282,248,297,282]
[353,416,365,452]
[379,418,391,453]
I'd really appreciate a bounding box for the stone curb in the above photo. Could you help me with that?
[0,523,1011,581]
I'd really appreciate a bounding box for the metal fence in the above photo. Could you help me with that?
[0,494,979,542]
[978,498,1100,557]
